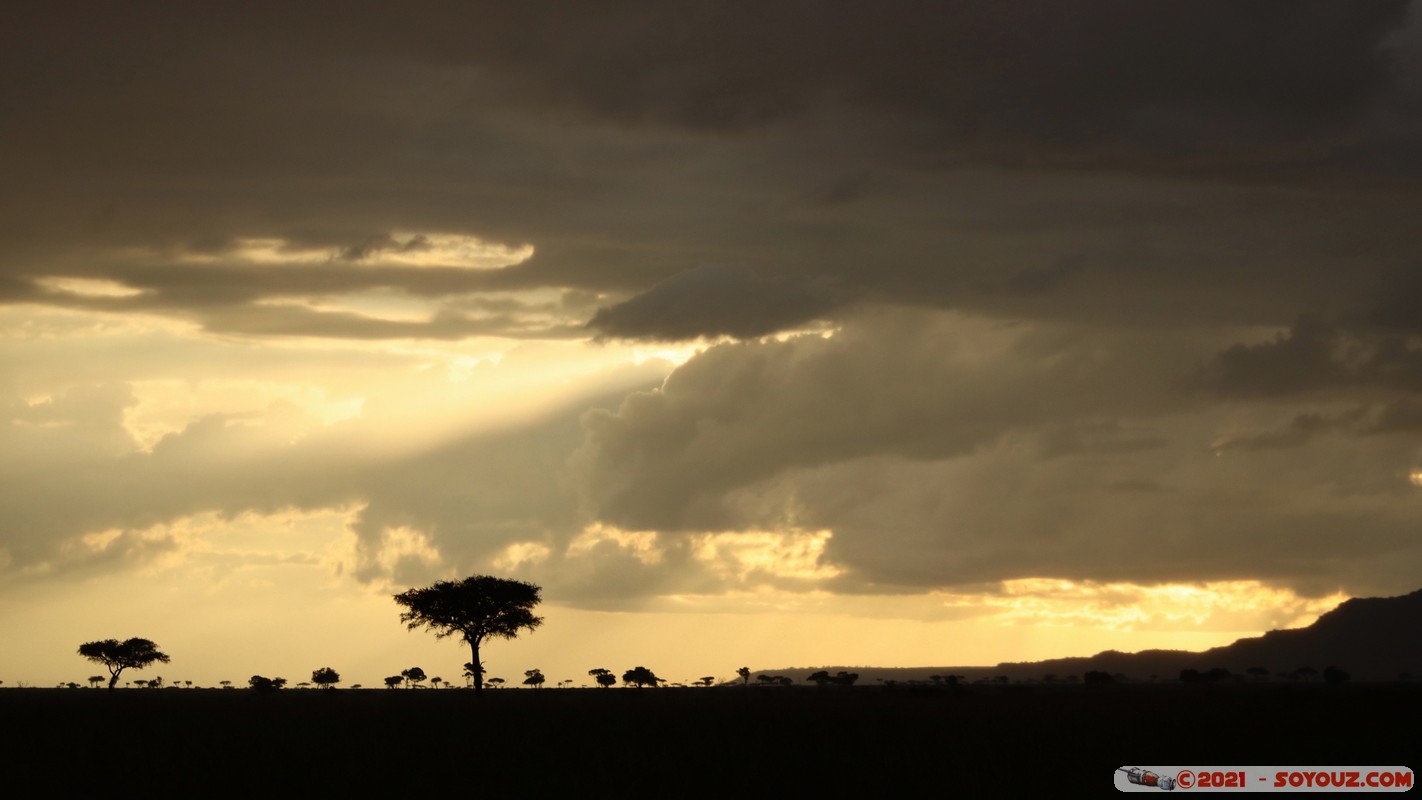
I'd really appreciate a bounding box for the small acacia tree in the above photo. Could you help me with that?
[78,638,171,691]
[622,666,661,688]
[393,575,543,696]
[312,667,341,689]
[402,666,427,689]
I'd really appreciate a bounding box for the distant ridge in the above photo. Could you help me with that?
[764,587,1422,683]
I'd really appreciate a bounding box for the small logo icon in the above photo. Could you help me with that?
[1120,767,1177,791]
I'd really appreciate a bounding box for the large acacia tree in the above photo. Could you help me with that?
[78,638,170,691]
[393,575,543,695]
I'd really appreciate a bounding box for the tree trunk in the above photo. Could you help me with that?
[107,671,120,691]
[469,640,483,696]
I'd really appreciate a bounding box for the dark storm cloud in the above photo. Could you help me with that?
[1368,399,1422,432]
[1002,256,1087,297]
[586,265,841,340]
[21,2,1406,129]
[570,310,1198,533]
[1363,264,1422,334]
[563,311,1422,597]
[1212,410,1363,452]
[10,1,1410,169]
[3,1,1419,342]
[1201,314,1422,397]
[296,1,1411,150]
[1035,419,1168,459]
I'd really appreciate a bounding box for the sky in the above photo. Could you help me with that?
[3,1,1421,689]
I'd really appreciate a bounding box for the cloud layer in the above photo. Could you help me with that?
[4,2,1422,615]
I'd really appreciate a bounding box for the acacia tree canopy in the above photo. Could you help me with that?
[622,666,661,688]
[393,575,543,695]
[312,667,341,689]
[78,638,170,691]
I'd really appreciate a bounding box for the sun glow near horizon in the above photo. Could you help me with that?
[0,497,1352,687]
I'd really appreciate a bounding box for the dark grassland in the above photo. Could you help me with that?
[2,684,1416,793]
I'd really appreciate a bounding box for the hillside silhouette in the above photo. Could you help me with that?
[773,587,1422,683]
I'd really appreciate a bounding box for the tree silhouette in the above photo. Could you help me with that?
[312,667,341,689]
[589,668,616,688]
[623,666,661,688]
[249,675,280,691]
[219,680,232,689]
[402,667,427,689]
[806,670,858,687]
[87,675,103,689]
[393,575,543,696]
[523,669,545,688]
[78,638,171,691]
[1084,670,1116,687]
[384,675,403,689]
[697,676,716,687]
[431,676,443,689]
[1181,667,1232,685]
[487,677,505,688]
